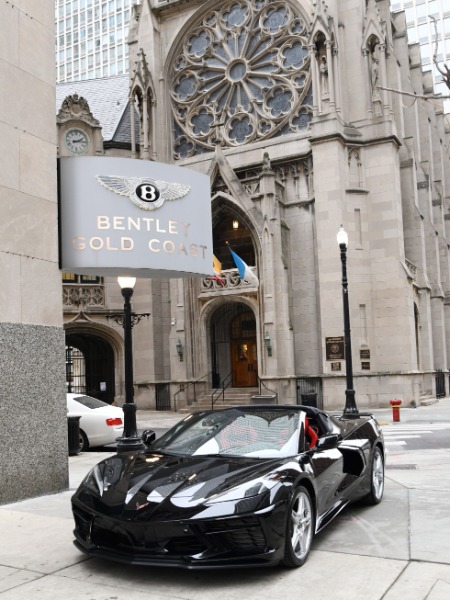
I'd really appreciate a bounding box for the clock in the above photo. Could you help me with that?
[64,128,89,154]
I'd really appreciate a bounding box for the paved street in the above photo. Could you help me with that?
[1,400,450,599]
[383,423,450,450]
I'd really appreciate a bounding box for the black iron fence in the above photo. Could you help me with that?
[296,378,323,409]
[156,383,171,411]
[436,371,445,399]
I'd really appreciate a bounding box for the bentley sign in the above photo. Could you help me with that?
[58,157,212,278]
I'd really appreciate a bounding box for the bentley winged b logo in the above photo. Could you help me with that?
[96,175,191,211]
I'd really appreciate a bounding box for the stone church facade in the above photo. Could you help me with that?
[58,0,450,412]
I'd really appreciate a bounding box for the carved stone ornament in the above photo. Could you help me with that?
[170,0,313,159]
[57,94,101,127]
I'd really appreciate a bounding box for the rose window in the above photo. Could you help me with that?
[170,0,312,159]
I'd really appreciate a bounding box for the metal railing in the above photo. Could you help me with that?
[256,376,278,403]
[211,372,233,410]
[173,371,212,411]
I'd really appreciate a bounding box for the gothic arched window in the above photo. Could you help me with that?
[170,1,312,159]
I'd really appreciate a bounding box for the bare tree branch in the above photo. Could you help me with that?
[377,84,450,101]
[429,15,450,90]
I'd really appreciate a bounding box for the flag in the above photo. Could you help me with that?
[229,247,259,287]
[213,254,222,276]
[208,254,225,286]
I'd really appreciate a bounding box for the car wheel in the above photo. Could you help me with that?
[79,429,89,452]
[282,486,315,568]
[363,446,384,505]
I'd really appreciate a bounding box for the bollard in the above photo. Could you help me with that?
[390,399,402,422]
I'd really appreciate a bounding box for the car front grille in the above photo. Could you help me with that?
[73,504,268,560]
[200,515,267,553]
[217,527,266,552]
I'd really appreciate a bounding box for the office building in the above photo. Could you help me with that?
[391,0,450,101]
[55,0,133,82]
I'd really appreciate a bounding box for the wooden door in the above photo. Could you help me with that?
[232,341,257,387]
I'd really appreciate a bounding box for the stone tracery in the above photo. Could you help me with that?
[170,0,312,159]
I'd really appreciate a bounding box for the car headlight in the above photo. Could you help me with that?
[83,457,123,496]
[83,465,103,496]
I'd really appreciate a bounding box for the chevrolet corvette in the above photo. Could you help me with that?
[71,404,384,569]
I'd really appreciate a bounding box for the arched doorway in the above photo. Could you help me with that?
[212,203,255,271]
[210,302,258,388]
[65,332,115,404]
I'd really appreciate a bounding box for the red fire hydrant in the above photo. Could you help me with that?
[390,399,402,422]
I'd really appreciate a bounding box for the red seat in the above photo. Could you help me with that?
[305,416,318,449]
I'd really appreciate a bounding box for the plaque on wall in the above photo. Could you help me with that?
[326,337,345,360]
[361,362,370,370]
[331,362,342,372]
[360,349,370,359]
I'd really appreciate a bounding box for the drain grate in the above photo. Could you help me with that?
[386,464,417,470]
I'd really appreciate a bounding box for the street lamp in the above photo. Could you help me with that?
[176,338,184,362]
[337,226,359,417]
[106,277,150,452]
[264,331,272,357]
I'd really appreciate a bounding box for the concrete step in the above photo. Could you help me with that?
[178,404,245,413]
[178,388,262,413]
[420,397,440,406]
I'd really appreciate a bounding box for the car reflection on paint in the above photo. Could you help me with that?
[71,404,384,569]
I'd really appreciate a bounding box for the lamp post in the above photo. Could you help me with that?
[337,226,359,417]
[106,277,150,452]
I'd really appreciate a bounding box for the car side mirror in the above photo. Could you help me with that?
[315,433,340,450]
[142,429,156,446]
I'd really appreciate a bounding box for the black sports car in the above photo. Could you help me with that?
[71,405,384,569]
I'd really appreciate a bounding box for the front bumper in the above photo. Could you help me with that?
[72,499,286,569]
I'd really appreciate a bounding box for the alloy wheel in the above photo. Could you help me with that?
[290,488,313,561]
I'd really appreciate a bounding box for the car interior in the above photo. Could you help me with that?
[301,406,336,450]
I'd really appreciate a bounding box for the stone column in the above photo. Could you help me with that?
[142,93,150,160]
[130,90,136,159]
[326,41,335,110]
[309,44,319,117]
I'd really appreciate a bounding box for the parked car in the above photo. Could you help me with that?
[72,404,384,568]
[67,393,124,451]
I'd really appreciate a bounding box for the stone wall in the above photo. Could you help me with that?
[0,324,67,504]
[0,2,68,503]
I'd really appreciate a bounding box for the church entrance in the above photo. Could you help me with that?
[231,340,257,387]
[210,302,258,388]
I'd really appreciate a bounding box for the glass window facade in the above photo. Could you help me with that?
[392,0,450,107]
[55,0,132,82]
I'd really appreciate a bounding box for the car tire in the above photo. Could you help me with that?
[79,429,89,452]
[362,446,384,505]
[281,485,315,568]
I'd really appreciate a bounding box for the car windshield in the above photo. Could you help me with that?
[151,408,302,458]
[71,395,108,409]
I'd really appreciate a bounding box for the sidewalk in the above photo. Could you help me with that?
[0,402,450,599]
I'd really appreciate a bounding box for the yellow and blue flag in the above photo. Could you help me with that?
[229,247,259,287]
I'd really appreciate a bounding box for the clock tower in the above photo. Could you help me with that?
[57,94,104,157]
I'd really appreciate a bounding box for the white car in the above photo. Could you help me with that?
[67,393,124,451]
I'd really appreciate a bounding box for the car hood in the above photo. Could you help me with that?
[75,451,290,519]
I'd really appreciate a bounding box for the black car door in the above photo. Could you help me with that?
[302,414,347,529]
